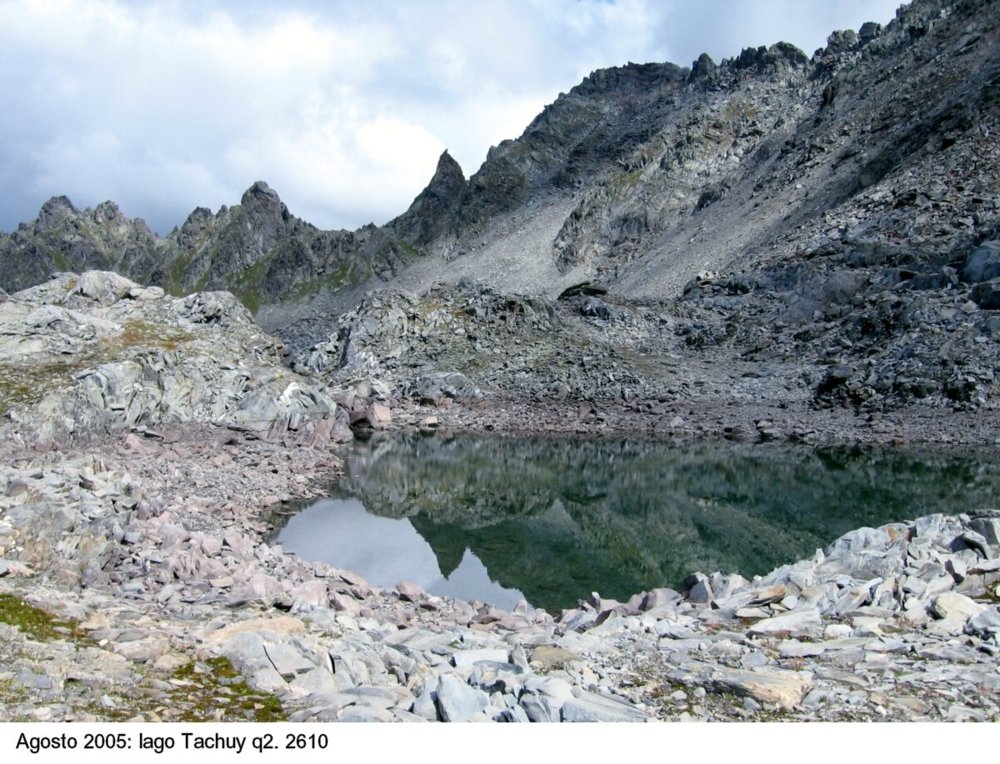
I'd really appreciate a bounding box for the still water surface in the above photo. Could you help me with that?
[275,434,1000,613]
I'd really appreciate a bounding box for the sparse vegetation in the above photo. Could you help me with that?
[0,594,83,642]
[0,318,193,414]
[168,657,286,722]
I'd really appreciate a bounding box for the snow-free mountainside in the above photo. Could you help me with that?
[0,0,998,723]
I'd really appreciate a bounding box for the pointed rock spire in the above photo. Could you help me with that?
[388,151,467,246]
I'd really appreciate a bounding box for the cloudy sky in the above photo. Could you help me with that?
[0,0,902,235]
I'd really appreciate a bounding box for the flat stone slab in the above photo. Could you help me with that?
[264,642,316,679]
[452,648,510,669]
[383,628,454,653]
[711,666,813,710]
[336,705,394,722]
[747,607,822,638]
[435,674,489,722]
[529,645,580,670]
[561,690,648,722]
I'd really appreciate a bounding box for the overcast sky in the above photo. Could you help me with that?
[0,0,902,235]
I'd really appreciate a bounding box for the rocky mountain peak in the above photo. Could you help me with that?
[573,61,687,97]
[92,200,126,226]
[37,195,78,227]
[241,180,283,209]
[432,151,465,186]
[180,206,214,230]
[727,42,809,74]
[687,52,717,83]
[388,151,467,245]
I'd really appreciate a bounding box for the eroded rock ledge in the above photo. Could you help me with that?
[0,426,997,722]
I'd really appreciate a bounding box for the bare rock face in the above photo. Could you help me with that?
[0,271,349,447]
[389,151,467,246]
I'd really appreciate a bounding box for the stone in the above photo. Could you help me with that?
[686,574,713,604]
[519,692,561,723]
[467,663,523,696]
[640,588,680,610]
[926,591,989,634]
[203,615,306,644]
[412,688,438,721]
[396,581,425,602]
[452,649,510,669]
[234,573,286,601]
[931,591,988,622]
[336,706,394,723]
[528,645,580,670]
[290,580,328,610]
[111,637,168,662]
[408,372,482,404]
[263,642,316,680]
[366,403,392,429]
[971,281,1000,310]
[497,705,531,723]
[747,607,822,638]
[329,591,361,615]
[969,517,1000,550]
[218,633,287,693]
[561,689,648,722]
[153,653,190,672]
[435,674,489,722]
[748,584,788,605]
[778,640,826,658]
[336,686,411,710]
[711,666,813,710]
[963,242,1000,283]
[290,667,341,697]
[968,608,1000,637]
[833,582,875,615]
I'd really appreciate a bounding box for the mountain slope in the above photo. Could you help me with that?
[1,0,997,416]
[3,0,994,318]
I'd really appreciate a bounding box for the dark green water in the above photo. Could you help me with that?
[275,434,1000,613]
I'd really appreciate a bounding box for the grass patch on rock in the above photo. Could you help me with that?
[169,657,286,722]
[0,318,193,414]
[0,594,83,642]
[115,319,193,353]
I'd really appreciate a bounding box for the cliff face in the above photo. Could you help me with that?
[1,0,997,413]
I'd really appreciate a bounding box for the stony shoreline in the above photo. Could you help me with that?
[2,422,998,723]
[390,397,1000,447]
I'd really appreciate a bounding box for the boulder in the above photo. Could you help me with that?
[972,280,1000,310]
[963,241,1000,283]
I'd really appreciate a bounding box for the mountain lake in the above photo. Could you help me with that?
[273,433,1000,614]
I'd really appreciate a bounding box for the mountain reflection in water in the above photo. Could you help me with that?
[274,434,1000,613]
[278,498,526,610]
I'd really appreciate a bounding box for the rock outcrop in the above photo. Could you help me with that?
[0,271,350,447]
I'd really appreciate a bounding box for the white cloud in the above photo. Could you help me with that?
[0,0,903,234]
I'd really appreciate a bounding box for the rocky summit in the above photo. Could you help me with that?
[0,0,999,724]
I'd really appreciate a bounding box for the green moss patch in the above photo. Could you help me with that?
[0,594,83,642]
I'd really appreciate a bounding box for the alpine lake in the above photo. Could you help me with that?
[273,433,1000,614]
